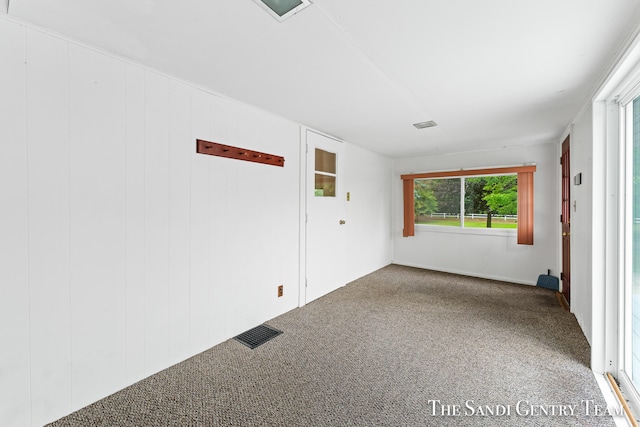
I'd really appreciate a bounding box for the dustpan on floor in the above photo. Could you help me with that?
[536,269,559,291]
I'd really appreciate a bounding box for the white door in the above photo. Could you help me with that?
[305,130,346,304]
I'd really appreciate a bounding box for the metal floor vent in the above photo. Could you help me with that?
[234,324,283,349]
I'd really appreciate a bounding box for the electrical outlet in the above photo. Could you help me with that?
[277,285,283,297]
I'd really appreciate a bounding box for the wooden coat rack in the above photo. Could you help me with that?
[196,139,285,167]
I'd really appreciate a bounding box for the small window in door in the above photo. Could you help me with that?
[315,148,336,197]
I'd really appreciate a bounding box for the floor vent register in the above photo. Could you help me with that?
[234,324,283,349]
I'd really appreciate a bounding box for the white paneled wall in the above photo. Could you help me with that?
[124,64,146,384]
[345,143,393,282]
[26,29,73,425]
[69,42,128,411]
[0,17,393,426]
[142,69,171,379]
[0,20,308,426]
[570,105,594,344]
[168,80,192,364]
[0,19,31,427]
[189,88,212,356]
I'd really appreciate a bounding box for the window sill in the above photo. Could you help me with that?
[414,224,517,237]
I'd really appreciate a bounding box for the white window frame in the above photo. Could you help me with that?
[593,29,640,422]
[618,90,640,418]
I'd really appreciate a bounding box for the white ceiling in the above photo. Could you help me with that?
[7,0,640,158]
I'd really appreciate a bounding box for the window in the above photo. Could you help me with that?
[465,176,518,229]
[592,40,640,418]
[413,175,518,229]
[623,94,640,397]
[401,166,535,244]
[314,148,336,197]
[414,178,461,226]
[590,26,640,419]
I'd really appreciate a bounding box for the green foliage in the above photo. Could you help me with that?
[634,122,640,217]
[414,175,517,220]
[433,178,461,213]
[414,180,438,216]
[464,177,488,214]
[482,175,518,215]
[414,178,461,216]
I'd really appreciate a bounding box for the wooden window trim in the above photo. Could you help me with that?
[403,179,415,237]
[516,171,534,245]
[401,165,536,244]
[400,165,536,181]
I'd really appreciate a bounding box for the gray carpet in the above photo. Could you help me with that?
[49,265,617,426]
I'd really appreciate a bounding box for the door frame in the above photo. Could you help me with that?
[561,135,571,306]
[298,127,307,307]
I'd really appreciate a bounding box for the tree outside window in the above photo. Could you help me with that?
[415,175,517,229]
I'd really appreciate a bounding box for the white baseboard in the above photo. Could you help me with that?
[391,261,537,286]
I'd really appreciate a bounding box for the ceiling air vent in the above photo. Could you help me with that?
[253,0,312,22]
[413,121,438,129]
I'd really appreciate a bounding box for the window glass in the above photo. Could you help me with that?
[464,176,518,229]
[315,148,336,174]
[631,96,640,388]
[314,174,336,197]
[414,178,461,226]
[315,148,336,197]
[414,175,517,229]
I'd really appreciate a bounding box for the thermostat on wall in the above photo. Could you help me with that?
[574,173,582,185]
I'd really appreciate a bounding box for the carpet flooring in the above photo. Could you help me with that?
[48,265,617,426]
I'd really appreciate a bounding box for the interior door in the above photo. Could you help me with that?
[305,130,346,304]
[561,135,571,306]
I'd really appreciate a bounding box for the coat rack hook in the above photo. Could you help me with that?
[196,139,284,167]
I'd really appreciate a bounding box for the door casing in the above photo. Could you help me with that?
[561,135,571,306]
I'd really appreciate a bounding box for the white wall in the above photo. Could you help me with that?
[0,18,392,426]
[0,16,30,427]
[0,19,298,425]
[345,143,393,282]
[570,105,594,344]
[392,143,559,285]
